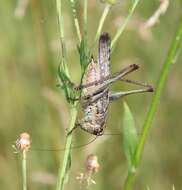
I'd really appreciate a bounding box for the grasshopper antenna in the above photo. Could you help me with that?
[30,136,98,152]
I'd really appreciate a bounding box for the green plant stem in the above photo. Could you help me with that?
[82,0,88,76]
[83,0,87,36]
[69,0,81,43]
[56,0,69,75]
[22,151,27,190]
[111,0,140,51]
[55,0,78,190]
[92,4,111,48]
[56,104,78,190]
[124,15,182,190]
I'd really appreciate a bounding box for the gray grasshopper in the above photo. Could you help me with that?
[71,33,153,136]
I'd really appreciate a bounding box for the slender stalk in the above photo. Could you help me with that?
[56,104,78,190]
[56,0,69,75]
[22,151,27,190]
[111,0,140,51]
[55,0,79,190]
[83,0,87,36]
[69,0,81,43]
[92,4,111,48]
[79,0,88,84]
[124,15,182,190]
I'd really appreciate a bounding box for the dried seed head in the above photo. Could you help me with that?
[76,154,100,186]
[16,132,31,151]
[86,154,100,173]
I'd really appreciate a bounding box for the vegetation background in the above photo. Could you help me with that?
[0,0,181,189]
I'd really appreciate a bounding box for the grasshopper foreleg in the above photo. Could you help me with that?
[67,121,81,136]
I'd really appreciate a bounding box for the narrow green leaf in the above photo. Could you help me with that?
[92,4,111,49]
[57,63,77,103]
[79,38,89,74]
[111,0,140,51]
[123,101,138,171]
[69,0,81,43]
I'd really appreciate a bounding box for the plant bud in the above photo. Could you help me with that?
[16,132,31,151]
[86,154,100,173]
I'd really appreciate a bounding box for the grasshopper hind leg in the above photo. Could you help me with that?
[109,77,154,102]
[109,86,153,102]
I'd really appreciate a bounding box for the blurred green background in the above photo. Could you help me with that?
[0,0,182,189]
